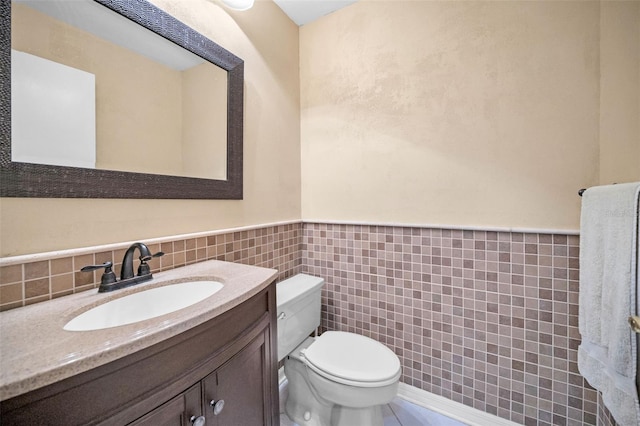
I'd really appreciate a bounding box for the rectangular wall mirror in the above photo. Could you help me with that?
[0,0,244,199]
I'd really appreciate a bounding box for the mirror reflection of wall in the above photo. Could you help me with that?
[11,0,228,180]
[12,49,97,169]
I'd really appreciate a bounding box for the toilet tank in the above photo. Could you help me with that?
[276,274,325,362]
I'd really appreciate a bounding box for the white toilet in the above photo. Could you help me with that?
[277,274,401,426]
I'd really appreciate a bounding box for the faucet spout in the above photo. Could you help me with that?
[121,242,153,280]
[82,242,163,293]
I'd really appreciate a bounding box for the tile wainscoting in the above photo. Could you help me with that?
[0,220,622,425]
[302,222,599,426]
[597,393,617,426]
[0,222,303,311]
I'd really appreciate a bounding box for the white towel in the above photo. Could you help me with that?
[578,182,640,426]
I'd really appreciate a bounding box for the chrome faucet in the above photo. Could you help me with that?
[81,242,163,292]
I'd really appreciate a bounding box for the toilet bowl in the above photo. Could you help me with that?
[277,274,402,426]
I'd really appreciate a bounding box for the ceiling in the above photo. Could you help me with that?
[272,0,358,26]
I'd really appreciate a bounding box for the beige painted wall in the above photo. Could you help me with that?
[182,62,228,180]
[1,0,301,256]
[3,0,638,256]
[300,0,637,231]
[599,1,640,185]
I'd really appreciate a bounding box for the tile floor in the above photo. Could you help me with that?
[280,384,468,426]
[382,398,469,426]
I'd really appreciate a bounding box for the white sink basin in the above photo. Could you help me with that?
[64,281,223,331]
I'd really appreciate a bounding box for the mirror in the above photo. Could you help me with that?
[12,0,229,180]
[0,0,244,199]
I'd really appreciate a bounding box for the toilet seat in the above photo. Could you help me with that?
[302,331,401,388]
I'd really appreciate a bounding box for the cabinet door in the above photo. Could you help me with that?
[128,383,202,426]
[203,329,270,426]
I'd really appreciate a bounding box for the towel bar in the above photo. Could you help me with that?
[580,184,619,197]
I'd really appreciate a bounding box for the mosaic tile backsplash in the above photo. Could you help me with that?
[0,223,303,311]
[302,222,598,426]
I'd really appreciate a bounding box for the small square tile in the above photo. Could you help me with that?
[24,260,49,280]
[0,282,23,304]
[0,264,22,284]
[51,257,73,276]
[25,278,50,298]
[51,274,74,294]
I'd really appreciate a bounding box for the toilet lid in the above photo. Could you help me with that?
[302,331,401,386]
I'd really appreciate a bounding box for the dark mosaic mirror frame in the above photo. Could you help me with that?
[0,0,244,199]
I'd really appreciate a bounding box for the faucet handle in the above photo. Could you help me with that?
[80,261,113,273]
[138,251,164,262]
[81,261,117,286]
[137,252,164,276]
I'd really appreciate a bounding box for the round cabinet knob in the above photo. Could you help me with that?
[210,399,225,416]
[190,415,206,426]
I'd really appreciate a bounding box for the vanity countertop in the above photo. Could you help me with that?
[0,260,278,401]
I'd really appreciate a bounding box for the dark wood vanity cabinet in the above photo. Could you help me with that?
[129,327,271,426]
[1,284,279,426]
[202,330,270,426]
[129,383,202,426]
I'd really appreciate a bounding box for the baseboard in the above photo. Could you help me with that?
[397,382,521,426]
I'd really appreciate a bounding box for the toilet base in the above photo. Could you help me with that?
[284,354,390,426]
[284,355,331,426]
[330,404,384,426]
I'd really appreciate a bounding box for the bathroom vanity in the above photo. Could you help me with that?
[0,260,279,425]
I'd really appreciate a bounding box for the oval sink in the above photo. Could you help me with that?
[64,281,223,331]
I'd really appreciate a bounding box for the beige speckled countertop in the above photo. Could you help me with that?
[0,260,277,401]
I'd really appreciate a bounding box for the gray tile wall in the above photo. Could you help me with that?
[597,393,618,426]
[302,222,598,426]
